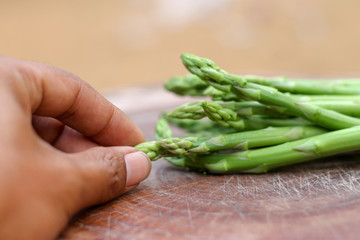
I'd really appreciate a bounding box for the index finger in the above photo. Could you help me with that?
[1,56,145,146]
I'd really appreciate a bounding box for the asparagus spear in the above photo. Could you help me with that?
[293,95,360,102]
[242,75,360,95]
[168,99,360,119]
[190,125,360,173]
[295,78,360,86]
[181,53,360,130]
[311,101,360,118]
[167,101,208,120]
[165,74,360,98]
[138,119,171,160]
[201,101,311,131]
[204,86,360,102]
[203,86,239,101]
[164,74,208,96]
[167,117,237,137]
[150,118,207,170]
[155,118,173,140]
[205,85,358,103]
[136,126,327,160]
[168,100,286,119]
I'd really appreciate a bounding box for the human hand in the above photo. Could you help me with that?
[0,56,151,239]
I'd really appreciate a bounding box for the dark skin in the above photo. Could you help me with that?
[0,56,151,240]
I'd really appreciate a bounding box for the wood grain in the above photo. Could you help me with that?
[59,87,360,240]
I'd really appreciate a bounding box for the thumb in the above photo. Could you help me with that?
[66,146,151,213]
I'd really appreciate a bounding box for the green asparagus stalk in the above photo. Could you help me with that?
[242,75,360,95]
[201,101,311,131]
[203,86,239,101]
[205,87,360,102]
[168,99,360,119]
[292,95,360,102]
[165,74,360,98]
[137,118,172,159]
[166,117,237,137]
[168,100,286,119]
[135,126,327,160]
[165,156,207,172]
[310,101,360,118]
[295,78,360,86]
[201,101,244,130]
[181,53,360,130]
[190,125,360,173]
[167,101,207,120]
[164,74,208,96]
[150,118,207,170]
[155,118,173,140]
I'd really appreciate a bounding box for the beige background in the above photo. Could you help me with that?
[1,0,360,92]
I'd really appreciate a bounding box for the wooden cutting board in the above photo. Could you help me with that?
[59,86,360,240]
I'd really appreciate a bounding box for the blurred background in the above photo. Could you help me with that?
[1,0,360,92]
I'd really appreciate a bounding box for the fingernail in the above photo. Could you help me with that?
[125,151,151,187]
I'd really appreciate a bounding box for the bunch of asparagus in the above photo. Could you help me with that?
[135,53,360,173]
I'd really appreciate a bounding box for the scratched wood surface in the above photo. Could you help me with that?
[60,86,360,240]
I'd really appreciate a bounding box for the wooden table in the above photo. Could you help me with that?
[60,86,360,240]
